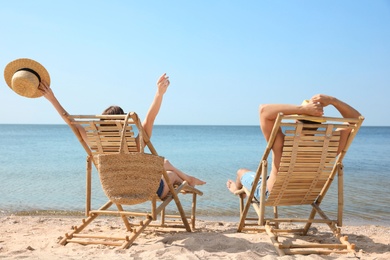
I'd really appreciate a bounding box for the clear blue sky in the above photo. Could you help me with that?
[1,1,389,125]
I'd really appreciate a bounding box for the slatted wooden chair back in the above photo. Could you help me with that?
[265,119,345,206]
[69,114,140,156]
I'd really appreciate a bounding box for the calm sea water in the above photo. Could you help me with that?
[0,124,389,225]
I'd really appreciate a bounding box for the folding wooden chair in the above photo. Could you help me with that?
[59,112,203,248]
[235,113,364,255]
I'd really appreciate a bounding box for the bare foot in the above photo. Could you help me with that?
[227,180,246,197]
[226,179,238,193]
[188,176,206,187]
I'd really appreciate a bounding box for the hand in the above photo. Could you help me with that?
[38,81,56,102]
[38,81,51,96]
[156,73,170,95]
[310,94,334,107]
[302,99,324,116]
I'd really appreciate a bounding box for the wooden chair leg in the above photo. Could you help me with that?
[273,206,279,229]
[191,193,197,230]
[60,200,113,245]
[160,208,166,226]
[85,156,92,216]
[337,164,344,227]
[115,203,132,231]
[265,223,285,256]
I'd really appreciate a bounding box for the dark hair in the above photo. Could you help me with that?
[298,119,321,124]
[297,119,321,132]
[102,105,125,115]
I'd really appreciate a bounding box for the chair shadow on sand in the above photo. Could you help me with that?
[154,226,277,257]
[342,228,390,255]
[268,225,386,256]
[136,222,389,258]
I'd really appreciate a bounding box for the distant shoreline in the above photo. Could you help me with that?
[1,209,388,227]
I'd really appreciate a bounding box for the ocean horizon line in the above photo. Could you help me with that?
[0,123,388,127]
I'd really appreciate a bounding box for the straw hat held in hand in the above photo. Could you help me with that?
[4,58,50,98]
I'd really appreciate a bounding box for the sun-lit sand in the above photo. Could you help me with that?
[1,215,389,259]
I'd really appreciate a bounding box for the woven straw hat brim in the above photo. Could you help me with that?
[4,58,50,98]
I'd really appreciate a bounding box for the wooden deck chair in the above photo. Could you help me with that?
[59,112,203,248]
[235,113,364,256]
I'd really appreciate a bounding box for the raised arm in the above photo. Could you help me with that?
[310,94,361,119]
[259,102,323,141]
[142,73,170,139]
[39,81,87,142]
[310,94,361,153]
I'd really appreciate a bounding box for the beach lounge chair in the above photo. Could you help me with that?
[234,113,364,256]
[59,112,203,248]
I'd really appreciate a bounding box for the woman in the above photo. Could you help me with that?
[39,73,205,199]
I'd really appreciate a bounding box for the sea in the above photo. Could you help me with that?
[0,124,389,225]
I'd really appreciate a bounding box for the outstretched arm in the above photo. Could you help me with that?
[142,73,170,139]
[39,82,87,142]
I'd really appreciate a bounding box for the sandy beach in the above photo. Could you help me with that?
[0,215,389,259]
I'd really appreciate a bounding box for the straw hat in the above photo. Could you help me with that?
[4,58,50,98]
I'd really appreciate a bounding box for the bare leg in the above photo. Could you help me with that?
[159,170,184,199]
[163,159,206,187]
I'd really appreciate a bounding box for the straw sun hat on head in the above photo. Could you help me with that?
[4,58,50,98]
[299,99,326,123]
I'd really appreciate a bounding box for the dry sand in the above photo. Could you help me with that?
[0,215,389,259]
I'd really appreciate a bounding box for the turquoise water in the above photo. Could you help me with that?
[0,124,389,225]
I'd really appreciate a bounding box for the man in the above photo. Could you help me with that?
[227,94,361,199]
